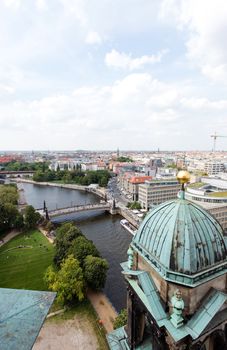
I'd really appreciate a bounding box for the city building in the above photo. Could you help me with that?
[138,179,180,210]
[186,178,227,204]
[185,177,227,233]
[156,168,177,179]
[119,173,152,201]
[204,161,225,175]
[108,172,227,349]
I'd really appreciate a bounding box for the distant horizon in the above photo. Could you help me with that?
[0,149,226,154]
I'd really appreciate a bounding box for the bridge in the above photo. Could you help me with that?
[0,170,35,178]
[37,202,115,218]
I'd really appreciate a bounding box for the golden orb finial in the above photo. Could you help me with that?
[176,170,190,185]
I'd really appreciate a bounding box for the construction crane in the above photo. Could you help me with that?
[210,132,227,151]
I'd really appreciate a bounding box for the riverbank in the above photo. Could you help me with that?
[15,178,140,229]
[15,178,89,190]
[87,290,117,333]
[15,178,106,198]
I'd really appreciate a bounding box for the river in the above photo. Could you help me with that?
[19,182,132,312]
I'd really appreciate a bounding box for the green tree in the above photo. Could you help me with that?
[24,205,41,229]
[99,176,108,187]
[44,255,85,304]
[0,185,18,205]
[113,309,127,329]
[33,170,46,182]
[54,223,82,267]
[62,172,72,183]
[84,255,109,290]
[116,157,133,163]
[0,185,23,235]
[127,201,141,210]
[0,203,23,234]
[69,236,100,265]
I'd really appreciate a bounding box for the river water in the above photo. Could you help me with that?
[19,182,132,312]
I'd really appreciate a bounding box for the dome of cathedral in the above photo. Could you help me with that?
[132,196,227,279]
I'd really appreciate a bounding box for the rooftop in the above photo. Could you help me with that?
[0,288,56,350]
[132,194,227,285]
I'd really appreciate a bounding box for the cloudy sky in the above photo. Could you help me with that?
[1,0,227,151]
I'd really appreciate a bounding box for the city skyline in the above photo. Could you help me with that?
[1,0,227,151]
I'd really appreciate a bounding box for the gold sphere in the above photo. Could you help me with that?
[176,170,190,184]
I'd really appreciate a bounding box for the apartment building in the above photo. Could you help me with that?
[119,173,152,201]
[138,179,180,210]
[204,161,225,175]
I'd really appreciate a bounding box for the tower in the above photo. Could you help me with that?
[107,171,227,350]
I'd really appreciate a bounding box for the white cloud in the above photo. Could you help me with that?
[0,0,227,150]
[0,83,15,95]
[159,0,227,82]
[85,31,102,45]
[1,72,227,150]
[3,0,21,10]
[180,97,227,110]
[105,49,167,70]
[36,0,47,11]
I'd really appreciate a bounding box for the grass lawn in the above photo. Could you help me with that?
[0,229,54,290]
[208,191,227,197]
[187,182,204,188]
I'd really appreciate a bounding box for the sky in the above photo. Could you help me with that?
[1,0,227,151]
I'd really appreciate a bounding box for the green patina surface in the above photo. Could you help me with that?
[107,326,153,350]
[120,266,227,344]
[132,197,227,285]
[0,288,56,350]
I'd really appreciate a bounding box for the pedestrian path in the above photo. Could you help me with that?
[87,289,117,333]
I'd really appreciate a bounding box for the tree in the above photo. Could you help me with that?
[44,255,85,304]
[113,309,127,329]
[84,255,109,290]
[69,236,100,265]
[0,185,18,205]
[0,185,24,234]
[33,171,45,182]
[54,223,82,267]
[99,176,108,187]
[116,157,133,163]
[0,203,23,234]
[62,172,72,183]
[127,201,141,210]
[24,205,41,229]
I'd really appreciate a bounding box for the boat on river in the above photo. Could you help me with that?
[120,219,136,236]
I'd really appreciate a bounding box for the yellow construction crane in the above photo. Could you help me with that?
[210,132,227,151]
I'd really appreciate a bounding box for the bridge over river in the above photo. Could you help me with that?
[37,202,116,218]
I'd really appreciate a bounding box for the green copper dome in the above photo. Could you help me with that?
[132,196,227,285]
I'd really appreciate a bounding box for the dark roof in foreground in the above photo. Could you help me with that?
[0,288,56,350]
